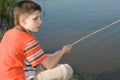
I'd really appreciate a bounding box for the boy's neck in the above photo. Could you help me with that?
[15,26,28,33]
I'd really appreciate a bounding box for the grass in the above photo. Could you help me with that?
[70,75,81,80]
[70,73,93,80]
[0,30,2,41]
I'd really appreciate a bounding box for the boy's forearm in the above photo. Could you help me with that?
[41,50,65,69]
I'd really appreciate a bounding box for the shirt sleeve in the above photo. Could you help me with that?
[24,39,47,67]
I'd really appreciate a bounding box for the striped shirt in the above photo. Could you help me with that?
[0,27,47,80]
[24,39,46,67]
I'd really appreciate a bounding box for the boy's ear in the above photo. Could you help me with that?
[19,16,26,26]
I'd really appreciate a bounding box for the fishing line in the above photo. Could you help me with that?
[71,19,120,46]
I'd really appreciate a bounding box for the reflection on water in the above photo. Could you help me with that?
[34,0,120,79]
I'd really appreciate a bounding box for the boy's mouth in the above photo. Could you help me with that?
[37,26,40,29]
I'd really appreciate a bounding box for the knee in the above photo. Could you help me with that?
[61,63,73,80]
[37,63,73,80]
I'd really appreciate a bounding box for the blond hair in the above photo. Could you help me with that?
[14,0,41,26]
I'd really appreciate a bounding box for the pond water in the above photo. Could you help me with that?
[33,0,120,79]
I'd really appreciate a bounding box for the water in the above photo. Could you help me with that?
[33,0,120,79]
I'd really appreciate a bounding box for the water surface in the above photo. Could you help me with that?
[34,0,120,79]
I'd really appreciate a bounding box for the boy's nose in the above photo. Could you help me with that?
[40,19,42,24]
[38,19,42,26]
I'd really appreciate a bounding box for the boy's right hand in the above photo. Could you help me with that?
[61,44,72,54]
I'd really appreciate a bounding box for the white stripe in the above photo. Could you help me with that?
[27,49,44,60]
[31,55,46,65]
[24,44,39,55]
[26,40,36,46]
[25,41,38,50]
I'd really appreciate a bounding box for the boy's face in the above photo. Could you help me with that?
[23,10,42,32]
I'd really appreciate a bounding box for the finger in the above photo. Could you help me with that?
[67,44,70,46]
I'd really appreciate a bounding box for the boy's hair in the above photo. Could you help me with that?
[14,0,41,26]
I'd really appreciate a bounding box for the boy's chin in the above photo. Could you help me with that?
[32,29,39,32]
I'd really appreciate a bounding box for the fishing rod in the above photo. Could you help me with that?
[71,19,120,46]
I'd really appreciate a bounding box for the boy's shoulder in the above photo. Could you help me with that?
[4,27,37,43]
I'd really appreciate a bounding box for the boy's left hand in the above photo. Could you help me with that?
[61,44,72,54]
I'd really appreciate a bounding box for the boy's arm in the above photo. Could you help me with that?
[41,44,72,69]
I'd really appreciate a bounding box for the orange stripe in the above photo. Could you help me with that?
[26,40,36,47]
[28,50,44,62]
[24,44,39,55]
[25,42,38,52]
[24,41,38,54]
[25,46,41,57]
[31,55,47,67]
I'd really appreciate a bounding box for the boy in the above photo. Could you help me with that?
[0,0,73,80]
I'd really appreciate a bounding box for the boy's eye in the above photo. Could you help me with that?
[33,17,38,20]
